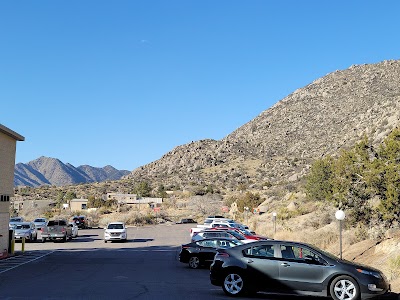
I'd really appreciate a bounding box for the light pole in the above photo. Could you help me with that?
[244,207,249,225]
[335,209,345,260]
[272,212,277,234]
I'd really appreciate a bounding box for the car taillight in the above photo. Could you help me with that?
[61,228,65,232]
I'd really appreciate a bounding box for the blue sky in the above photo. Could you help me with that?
[1,1,399,171]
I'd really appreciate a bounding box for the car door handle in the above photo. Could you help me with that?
[246,259,254,263]
[281,263,290,267]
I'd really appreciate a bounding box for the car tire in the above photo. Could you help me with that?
[104,240,107,243]
[188,256,201,269]
[222,272,247,297]
[330,275,360,300]
[63,235,67,242]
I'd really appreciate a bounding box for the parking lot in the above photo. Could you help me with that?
[1,223,397,300]
[0,223,234,300]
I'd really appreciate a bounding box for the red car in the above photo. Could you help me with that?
[210,226,270,240]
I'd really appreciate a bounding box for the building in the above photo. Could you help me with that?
[70,198,89,212]
[105,193,162,207]
[0,124,24,258]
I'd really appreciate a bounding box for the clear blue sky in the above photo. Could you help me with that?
[1,1,399,171]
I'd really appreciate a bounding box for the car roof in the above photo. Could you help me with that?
[108,222,125,225]
[194,237,238,242]
[227,239,317,249]
[201,229,235,232]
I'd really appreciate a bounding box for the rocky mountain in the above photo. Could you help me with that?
[14,156,130,187]
[126,60,400,190]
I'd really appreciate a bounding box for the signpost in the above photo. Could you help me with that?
[154,207,160,223]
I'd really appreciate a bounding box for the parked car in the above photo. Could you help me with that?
[179,238,243,269]
[72,215,88,229]
[68,222,79,238]
[192,229,253,243]
[41,219,72,242]
[210,240,390,299]
[13,222,37,242]
[9,216,24,229]
[176,218,197,224]
[104,222,127,243]
[210,226,270,241]
[33,217,47,230]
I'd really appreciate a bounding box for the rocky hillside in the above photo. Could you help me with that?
[14,156,130,187]
[126,60,400,190]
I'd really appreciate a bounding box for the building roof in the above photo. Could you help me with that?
[0,124,25,141]
[70,198,88,202]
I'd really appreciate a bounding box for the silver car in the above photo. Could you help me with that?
[14,222,37,242]
[68,222,79,238]
[9,217,24,229]
[33,217,48,230]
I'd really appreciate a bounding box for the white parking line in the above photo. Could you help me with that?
[0,251,56,274]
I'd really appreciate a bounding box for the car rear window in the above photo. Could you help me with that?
[48,220,66,226]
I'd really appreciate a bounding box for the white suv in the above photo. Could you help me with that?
[104,222,127,243]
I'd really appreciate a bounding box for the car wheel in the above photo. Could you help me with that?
[188,256,201,269]
[330,275,360,300]
[104,240,107,243]
[222,272,246,296]
[63,235,67,242]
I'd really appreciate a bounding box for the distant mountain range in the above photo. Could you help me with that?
[14,156,130,187]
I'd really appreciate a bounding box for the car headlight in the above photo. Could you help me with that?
[356,269,382,279]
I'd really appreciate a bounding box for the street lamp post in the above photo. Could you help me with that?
[335,209,345,260]
[272,212,277,234]
[244,207,249,225]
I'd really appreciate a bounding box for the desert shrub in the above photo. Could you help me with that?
[236,192,263,212]
[124,211,155,225]
[306,211,332,229]
[305,230,338,250]
[354,223,369,243]
[368,224,386,240]
[277,207,304,221]
[388,255,400,280]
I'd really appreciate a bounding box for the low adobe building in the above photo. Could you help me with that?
[0,124,24,258]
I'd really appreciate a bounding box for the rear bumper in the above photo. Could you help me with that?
[209,262,224,286]
[41,234,65,239]
[14,236,30,240]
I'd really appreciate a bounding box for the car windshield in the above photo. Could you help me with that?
[34,218,46,222]
[10,218,21,222]
[16,224,30,229]
[240,229,253,235]
[108,224,124,229]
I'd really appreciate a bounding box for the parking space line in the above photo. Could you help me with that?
[0,250,55,274]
